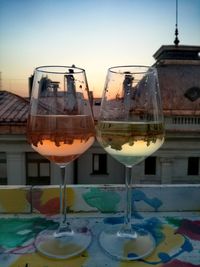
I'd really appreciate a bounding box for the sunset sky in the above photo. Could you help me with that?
[0,0,200,97]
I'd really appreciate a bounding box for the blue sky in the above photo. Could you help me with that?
[0,0,200,97]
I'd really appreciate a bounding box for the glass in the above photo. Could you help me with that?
[96,65,165,260]
[27,65,95,259]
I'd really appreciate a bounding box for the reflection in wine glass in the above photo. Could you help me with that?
[27,65,95,259]
[96,65,165,260]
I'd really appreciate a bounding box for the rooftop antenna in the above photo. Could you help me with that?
[174,0,180,46]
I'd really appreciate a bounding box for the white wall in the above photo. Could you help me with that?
[0,131,199,185]
[77,141,125,184]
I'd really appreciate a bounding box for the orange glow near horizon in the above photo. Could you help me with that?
[1,72,105,98]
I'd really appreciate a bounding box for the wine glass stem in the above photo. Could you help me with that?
[118,166,136,238]
[124,166,132,229]
[60,166,67,224]
[55,166,72,236]
[117,166,137,239]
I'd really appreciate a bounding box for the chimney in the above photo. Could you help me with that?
[28,74,34,98]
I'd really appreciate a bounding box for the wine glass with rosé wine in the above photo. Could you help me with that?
[96,65,165,261]
[27,65,95,259]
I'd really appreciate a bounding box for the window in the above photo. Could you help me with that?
[92,153,108,174]
[187,157,199,175]
[145,156,156,175]
[0,152,7,185]
[26,153,51,185]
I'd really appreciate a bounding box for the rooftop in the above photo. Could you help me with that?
[0,90,29,134]
[153,45,200,116]
[153,45,200,61]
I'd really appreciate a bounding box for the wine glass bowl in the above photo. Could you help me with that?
[27,65,95,259]
[96,65,164,260]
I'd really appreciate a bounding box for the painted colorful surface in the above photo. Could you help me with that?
[0,214,200,267]
[0,187,30,213]
[32,187,75,215]
[1,185,200,214]
[0,186,200,266]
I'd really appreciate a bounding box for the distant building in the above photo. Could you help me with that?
[0,91,31,185]
[150,45,200,184]
[0,45,200,185]
[0,91,72,185]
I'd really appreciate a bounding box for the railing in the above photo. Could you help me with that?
[165,116,200,131]
[172,116,200,125]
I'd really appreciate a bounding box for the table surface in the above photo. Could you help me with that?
[0,211,200,267]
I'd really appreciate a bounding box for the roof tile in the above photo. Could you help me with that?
[0,91,29,124]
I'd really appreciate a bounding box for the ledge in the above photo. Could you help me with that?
[0,185,200,266]
[0,184,200,214]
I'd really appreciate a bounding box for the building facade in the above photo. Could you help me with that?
[0,45,200,185]
[152,45,200,184]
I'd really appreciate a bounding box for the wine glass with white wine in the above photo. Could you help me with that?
[96,65,165,260]
[27,65,95,259]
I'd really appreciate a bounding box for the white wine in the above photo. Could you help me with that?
[96,121,164,167]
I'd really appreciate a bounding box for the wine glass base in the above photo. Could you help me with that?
[99,226,155,261]
[35,229,92,259]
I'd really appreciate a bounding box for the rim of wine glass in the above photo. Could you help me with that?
[108,65,156,75]
[35,65,85,74]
